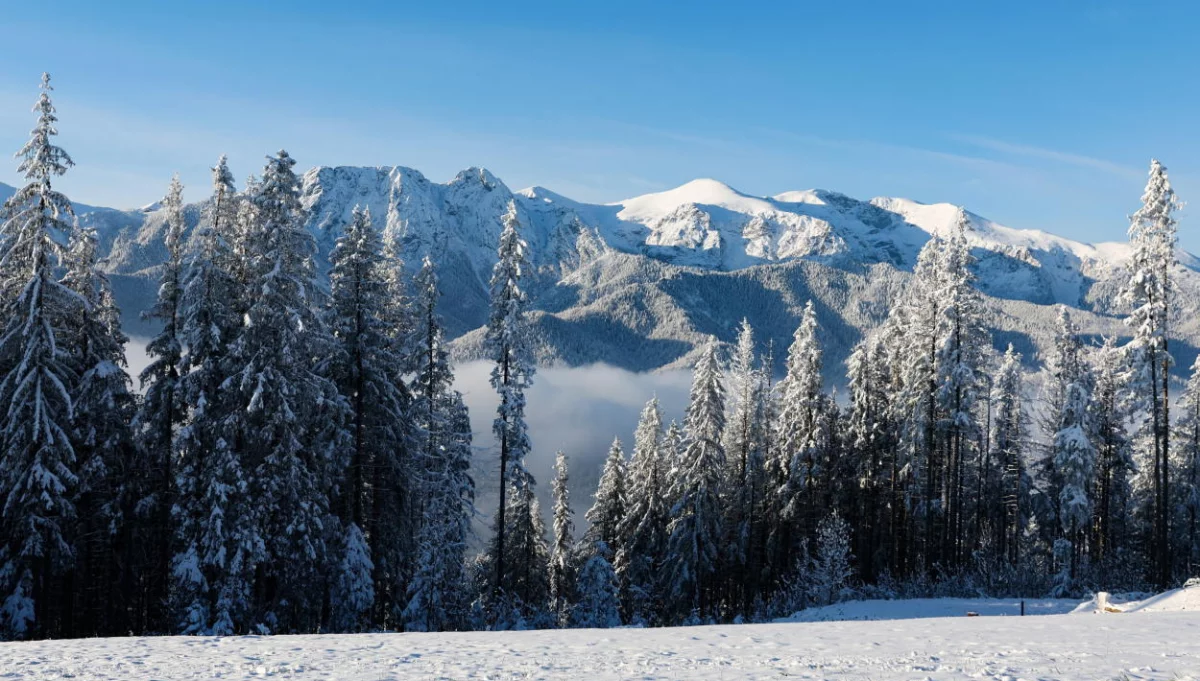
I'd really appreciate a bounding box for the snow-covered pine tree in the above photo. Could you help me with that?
[1048,310,1095,582]
[411,255,454,471]
[232,151,346,632]
[325,205,411,631]
[768,301,827,583]
[805,512,854,607]
[570,541,621,629]
[665,337,726,622]
[1088,336,1133,567]
[1056,376,1095,582]
[172,156,252,635]
[227,174,260,311]
[932,216,988,568]
[845,333,895,579]
[61,225,138,636]
[444,392,475,610]
[722,319,767,611]
[548,451,575,626]
[585,438,627,555]
[662,419,685,510]
[1175,356,1200,575]
[133,174,187,632]
[484,201,540,610]
[1118,159,1180,588]
[615,398,668,625]
[1037,307,1087,564]
[403,389,474,632]
[0,73,86,639]
[493,480,551,627]
[989,344,1028,565]
[403,255,471,632]
[889,237,946,574]
[371,234,416,627]
[330,524,374,632]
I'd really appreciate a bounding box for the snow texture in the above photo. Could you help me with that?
[0,604,1196,679]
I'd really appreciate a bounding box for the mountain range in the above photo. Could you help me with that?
[5,168,1197,381]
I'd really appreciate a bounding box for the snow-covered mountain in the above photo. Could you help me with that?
[7,169,1198,376]
[534,177,1196,309]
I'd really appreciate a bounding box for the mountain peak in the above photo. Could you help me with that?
[615,178,776,221]
[451,166,502,191]
[517,185,578,206]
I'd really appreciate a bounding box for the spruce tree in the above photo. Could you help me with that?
[1053,352,1094,584]
[373,235,415,626]
[325,205,412,629]
[665,338,726,622]
[571,543,621,629]
[330,524,374,632]
[845,334,896,579]
[1035,306,1097,584]
[411,256,454,469]
[585,438,627,554]
[484,201,539,608]
[403,256,473,632]
[890,238,946,573]
[723,319,767,610]
[1119,159,1180,588]
[172,156,251,635]
[404,390,474,632]
[1089,336,1133,567]
[933,217,987,568]
[0,73,86,639]
[806,512,854,607]
[231,150,345,632]
[769,301,827,581]
[615,398,669,624]
[989,344,1027,565]
[548,451,575,625]
[134,175,187,632]
[62,226,138,636]
[1175,356,1200,575]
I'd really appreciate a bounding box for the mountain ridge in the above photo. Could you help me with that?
[3,169,1197,377]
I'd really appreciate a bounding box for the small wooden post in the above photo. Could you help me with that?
[1020,600,1025,616]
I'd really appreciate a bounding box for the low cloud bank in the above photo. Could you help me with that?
[455,361,692,536]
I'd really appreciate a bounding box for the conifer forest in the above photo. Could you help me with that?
[3,73,1198,641]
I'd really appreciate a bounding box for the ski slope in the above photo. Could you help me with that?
[1,605,1197,680]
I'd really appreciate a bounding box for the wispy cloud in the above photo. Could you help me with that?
[949,133,1143,180]
[753,127,1037,177]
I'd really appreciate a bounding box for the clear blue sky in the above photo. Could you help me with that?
[0,1,1196,249]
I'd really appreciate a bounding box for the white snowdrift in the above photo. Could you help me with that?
[1102,580,1200,614]
[1128,584,1200,613]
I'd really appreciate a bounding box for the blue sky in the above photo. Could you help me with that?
[0,1,1196,249]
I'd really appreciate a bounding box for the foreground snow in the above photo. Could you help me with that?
[3,607,1200,680]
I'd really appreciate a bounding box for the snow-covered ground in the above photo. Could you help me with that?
[4,595,1200,680]
[778,596,1081,622]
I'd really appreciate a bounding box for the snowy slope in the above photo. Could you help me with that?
[1,609,1197,680]
[1116,582,1200,614]
[37,168,1200,372]
[559,178,1192,307]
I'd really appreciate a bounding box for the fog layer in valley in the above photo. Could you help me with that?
[454,361,691,538]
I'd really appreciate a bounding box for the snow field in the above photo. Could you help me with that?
[1,606,1198,680]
